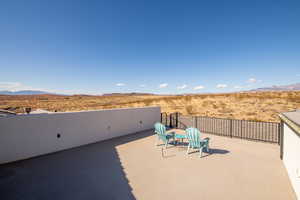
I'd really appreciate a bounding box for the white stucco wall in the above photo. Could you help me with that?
[0,107,160,164]
[283,123,300,199]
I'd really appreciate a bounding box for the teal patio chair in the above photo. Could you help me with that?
[154,122,175,148]
[186,127,210,157]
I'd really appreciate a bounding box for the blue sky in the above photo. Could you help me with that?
[0,0,299,95]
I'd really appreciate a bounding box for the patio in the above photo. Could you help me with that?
[0,129,296,200]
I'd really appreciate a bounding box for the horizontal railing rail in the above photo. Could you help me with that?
[161,112,281,144]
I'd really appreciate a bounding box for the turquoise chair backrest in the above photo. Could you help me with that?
[154,122,168,142]
[186,128,201,148]
[154,122,166,135]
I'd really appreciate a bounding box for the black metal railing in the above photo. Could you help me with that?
[161,112,168,126]
[161,112,281,144]
[161,112,179,128]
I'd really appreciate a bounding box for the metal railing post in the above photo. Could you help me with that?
[279,120,284,159]
[279,121,282,145]
[176,112,179,128]
[230,119,233,138]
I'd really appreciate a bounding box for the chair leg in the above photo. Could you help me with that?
[155,137,159,146]
[199,147,203,157]
[206,144,209,153]
[186,145,190,155]
[165,140,168,149]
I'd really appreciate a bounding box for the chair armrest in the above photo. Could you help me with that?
[200,137,210,146]
[166,132,175,136]
[175,133,187,139]
[166,132,175,139]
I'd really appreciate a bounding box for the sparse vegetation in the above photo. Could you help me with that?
[0,91,300,122]
[185,105,195,115]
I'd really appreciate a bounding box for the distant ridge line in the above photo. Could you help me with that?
[251,82,300,91]
[0,90,51,95]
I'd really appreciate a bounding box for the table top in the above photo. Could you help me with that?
[175,134,186,139]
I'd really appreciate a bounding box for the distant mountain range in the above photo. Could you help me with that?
[0,90,154,96]
[252,82,300,91]
[1,83,300,96]
[0,90,51,95]
[102,92,154,96]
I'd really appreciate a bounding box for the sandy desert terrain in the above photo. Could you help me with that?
[1,91,300,122]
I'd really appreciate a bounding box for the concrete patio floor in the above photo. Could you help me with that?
[0,129,296,200]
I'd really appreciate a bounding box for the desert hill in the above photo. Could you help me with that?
[1,91,300,122]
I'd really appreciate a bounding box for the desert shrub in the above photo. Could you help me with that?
[247,117,264,122]
[218,108,234,114]
[287,97,300,103]
[184,95,192,102]
[218,102,227,108]
[143,101,152,106]
[245,112,256,116]
[185,105,195,115]
[265,102,273,106]
[202,100,215,107]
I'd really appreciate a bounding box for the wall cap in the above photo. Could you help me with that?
[279,113,300,137]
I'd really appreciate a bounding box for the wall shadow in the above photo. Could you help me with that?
[0,130,154,200]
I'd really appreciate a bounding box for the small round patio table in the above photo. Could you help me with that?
[174,131,187,146]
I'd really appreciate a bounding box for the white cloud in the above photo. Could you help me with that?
[116,83,125,87]
[216,84,227,88]
[177,84,187,89]
[247,78,262,83]
[0,82,35,91]
[193,85,205,90]
[139,84,146,87]
[247,78,257,83]
[159,83,168,88]
[234,86,243,89]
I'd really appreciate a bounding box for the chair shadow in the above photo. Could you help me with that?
[186,148,230,158]
[201,148,230,158]
[165,135,230,158]
[176,137,230,158]
[155,141,178,158]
